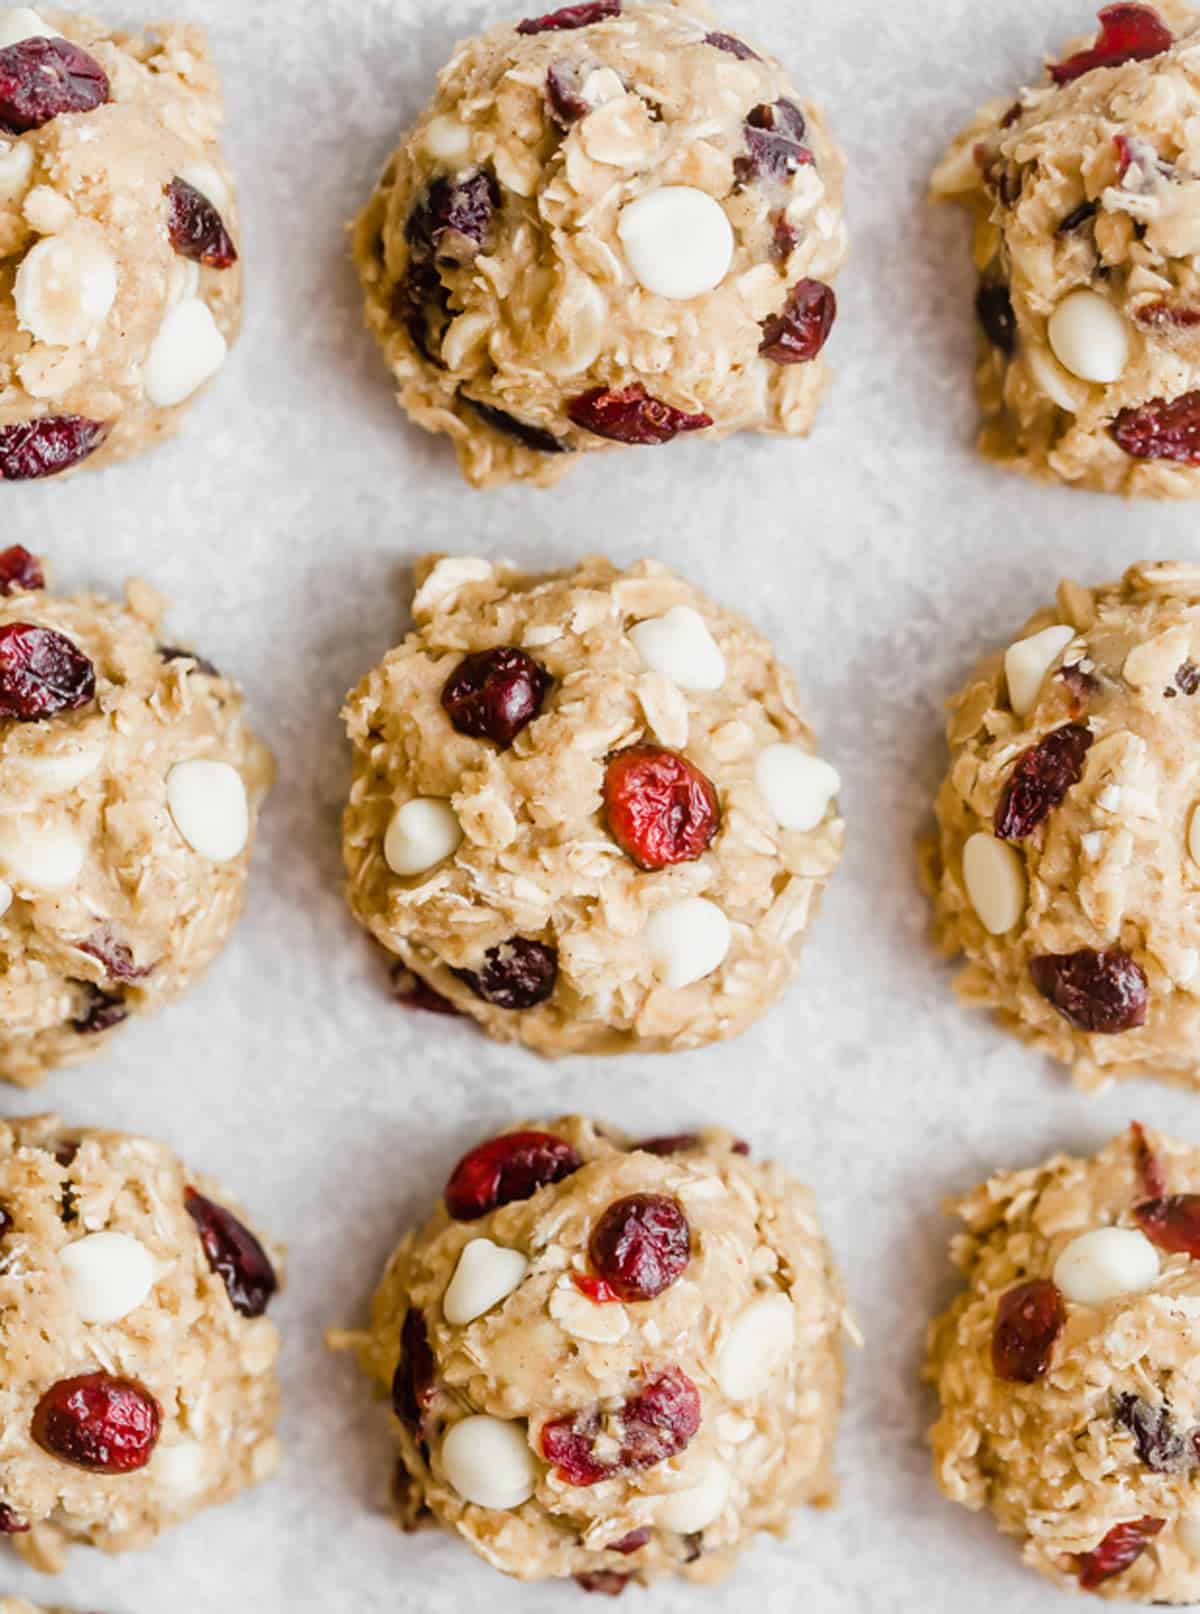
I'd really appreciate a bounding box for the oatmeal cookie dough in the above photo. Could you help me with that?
[0,6,240,482]
[353,0,846,489]
[343,553,844,1056]
[0,1114,282,1573]
[924,560,1200,1093]
[931,0,1200,497]
[0,549,272,1087]
[338,1117,846,1591]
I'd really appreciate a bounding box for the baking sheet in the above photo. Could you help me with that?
[4,0,1200,1609]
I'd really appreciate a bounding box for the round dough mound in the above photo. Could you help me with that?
[0,8,241,480]
[346,1116,844,1590]
[353,0,846,489]
[0,558,272,1087]
[343,553,844,1056]
[932,0,1200,497]
[925,560,1200,1092]
[0,1114,282,1572]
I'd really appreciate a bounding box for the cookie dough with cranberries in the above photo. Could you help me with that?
[924,560,1200,1092]
[0,550,272,1086]
[353,0,846,489]
[932,0,1200,496]
[338,1117,846,1591]
[0,6,240,482]
[342,553,844,1055]
[0,1114,282,1573]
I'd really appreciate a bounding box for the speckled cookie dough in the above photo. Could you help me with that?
[0,1114,282,1574]
[343,553,844,1056]
[923,560,1200,1093]
[0,5,241,482]
[0,549,272,1087]
[930,0,1200,497]
[353,0,846,489]
[335,1117,847,1592]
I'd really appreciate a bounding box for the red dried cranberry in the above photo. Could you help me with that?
[166,177,237,269]
[454,937,558,1010]
[1059,662,1099,712]
[32,1372,161,1473]
[185,1189,277,1317]
[1059,199,1099,233]
[1131,1121,1168,1199]
[603,745,720,870]
[546,61,590,124]
[406,171,499,262]
[441,646,551,748]
[1135,300,1200,329]
[444,1130,582,1221]
[78,928,151,983]
[0,545,43,594]
[396,258,451,367]
[1075,1517,1164,1589]
[760,278,837,365]
[1030,948,1148,1034]
[0,415,106,479]
[572,1271,620,1303]
[0,622,95,721]
[589,1194,691,1301]
[541,1367,701,1486]
[576,1573,629,1596]
[608,1528,651,1554]
[0,37,108,132]
[992,1279,1065,1382]
[71,982,126,1034]
[993,724,1093,841]
[463,398,567,455]
[705,31,760,59]
[517,0,621,33]
[390,963,461,1016]
[1135,1194,1200,1258]
[1111,391,1200,462]
[636,1133,701,1156]
[1050,4,1172,86]
[0,1503,28,1532]
[735,99,812,185]
[392,1307,436,1440]
[975,283,1017,355]
[1176,662,1200,695]
[567,384,712,444]
[772,214,798,265]
[1113,1394,1191,1472]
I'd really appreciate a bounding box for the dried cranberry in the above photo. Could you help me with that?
[1113,1394,1192,1472]
[78,928,150,983]
[390,964,461,1016]
[444,1129,582,1221]
[407,171,499,262]
[0,415,106,479]
[158,645,221,678]
[392,1308,436,1440]
[573,1271,620,1303]
[441,646,551,748]
[541,1367,701,1486]
[0,622,95,721]
[993,724,1093,841]
[772,215,798,265]
[992,1279,1065,1382]
[1058,199,1099,233]
[635,1133,701,1156]
[608,1529,651,1554]
[1059,662,1099,711]
[454,937,558,1010]
[1135,1194,1200,1258]
[1134,300,1200,329]
[760,278,837,365]
[0,37,108,133]
[1030,948,1148,1034]
[1050,4,1172,86]
[463,398,567,455]
[517,0,621,33]
[705,31,759,59]
[396,258,451,367]
[166,177,237,269]
[567,384,712,444]
[0,545,43,594]
[1177,662,1200,695]
[53,1141,78,1167]
[735,99,812,185]
[1075,1517,1164,1590]
[32,1372,161,1473]
[1131,1121,1168,1199]
[0,1503,27,1533]
[1111,391,1200,462]
[975,283,1017,355]
[185,1189,277,1317]
[71,982,126,1034]
[576,1574,629,1596]
[589,1194,690,1301]
[603,745,720,870]
[546,61,589,124]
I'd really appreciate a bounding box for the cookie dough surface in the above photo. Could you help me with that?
[0,1114,283,1573]
[932,0,1200,496]
[343,553,844,1056]
[0,552,272,1086]
[354,0,846,489]
[341,1117,846,1591]
[925,560,1200,1092]
[0,7,241,480]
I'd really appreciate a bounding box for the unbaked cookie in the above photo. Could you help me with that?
[343,554,844,1056]
[336,1117,846,1592]
[0,549,272,1086]
[924,560,1200,1092]
[0,1114,282,1573]
[0,6,240,481]
[353,0,846,488]
[932,0,1200,496]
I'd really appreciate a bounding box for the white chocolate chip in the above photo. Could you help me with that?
[1053,1227,1160,1306]
[443,1238,528,1326]
[11,743,101,796]
[1047,289,1130,384]
[962,833,1026,935]
[0,818,83,889]
[617,186,734,301]
[644,897,731,990]
[656,1459,732,1533]
[15,231,117,347]
[717,1292,796,1400]
[1189,804,1200,869]
[0,880,10,918]
[143,298,227,408]
[412,556,493,619]
[0,138,32,201]
[154,1439,210,1499]
[1097,785,1123,813]
[1004,624,1076,717]
[166,760,249,862]
[423,114,472,164]
[1179,1516,1200,1559]
[629,606,725,691]
[441,1416,535,1510]
[0,8,59,46]
[756,744,841,832]
[384,798,463,878]
[60,1231,155,1325]
[176,161,230,216]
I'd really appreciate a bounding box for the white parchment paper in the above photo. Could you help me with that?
[5,0,1200,1609]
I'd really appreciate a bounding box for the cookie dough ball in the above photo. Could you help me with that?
[353,0,846,489]
[923,559,1200,1092]
[343,554,844,1055]
[0,1114,282,1572]
[930,1,1200,496]
[0,549,272,1086]
[344,1117,845,1591]
[0,7,240,482]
